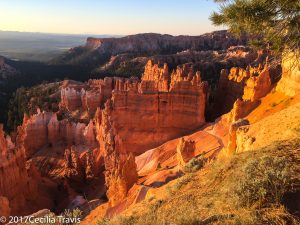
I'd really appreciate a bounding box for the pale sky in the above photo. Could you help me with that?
[0,0,222,35]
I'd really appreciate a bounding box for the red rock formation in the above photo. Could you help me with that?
[60,62,206,156]
[0,125,54,216]
[64,144,99,182]
[85,150,96,181]
[61,78,113,114]
[82,31,249,56]
[64,146,84,182]
[22,110,52,158]
[60,88,83,111]
[47,113,60,145]
[20,109,99,157]
[108,61,207,155]
[81,90,102,113]
[176,138,196,169]
[99,101,138,206]
[0,196,10,219]
[227,119,250,155]
[85,37,103,49]
[84,120,97,147]
[243,64,271,101]
[141,60,169,92]
[216,64,272,155]
[276,51,300,96]
[227,99,259,123]
[217,64,272,123]
[96,61,207,204]
[215,67,253,115]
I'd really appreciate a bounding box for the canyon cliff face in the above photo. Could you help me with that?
[0,125,54,216]
[104,60,207,155]
[61,60,207,156]
[84,31,249,53]
[54,31,250,70]
[216,64,272,123]
[211,63,273,155]
[98,102,138,206]
[93,60,207,205]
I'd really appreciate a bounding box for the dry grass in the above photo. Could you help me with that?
[98,138,300,225]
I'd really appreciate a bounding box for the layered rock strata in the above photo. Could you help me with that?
[60,78,113,113]
[221,64,272,124]
[21,111,98,158]
[98,101,138,206]
[94,60,207,205]
[106,61,207,155]
[216,64,272,155]
[0,125,53,216]
[215,64,271,116]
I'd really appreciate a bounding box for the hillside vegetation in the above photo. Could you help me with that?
[98,137,300,225]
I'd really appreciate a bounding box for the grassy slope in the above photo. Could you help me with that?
[100,137,299,225]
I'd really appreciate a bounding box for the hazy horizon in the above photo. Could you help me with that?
[0,0,222,36]
[0,29,225,37]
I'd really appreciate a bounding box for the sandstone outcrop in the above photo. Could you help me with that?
[219,64,272,124]
[60,78,113,113]
[47,113,60,145]
[64,146,84,182]
[227,119,250,155]
[215,63,273,155]
[60,88,83,111]
[85,37,103,49]
[64,146,97,182]
[176,138,196,169]
[99,101,138,206]
[21,110,98,158]
[106,61,207,155]
[215,64,271,116]
[22,110,52,158]
[0,196,10,219]
[276,51,300,96]
[242,64,271,101]
[0,125,54,216]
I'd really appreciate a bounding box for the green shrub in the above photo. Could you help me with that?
[232,156,291,208]
[183,155,205,173]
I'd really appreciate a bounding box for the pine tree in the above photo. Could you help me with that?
[210,0,300,54]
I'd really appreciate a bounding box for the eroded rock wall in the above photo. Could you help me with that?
[107,61,207,155]
[21,111,98,158]
[60,78,113,114]
[0,125,53,216]
[276,51,300,96]
[99,101,138,206]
